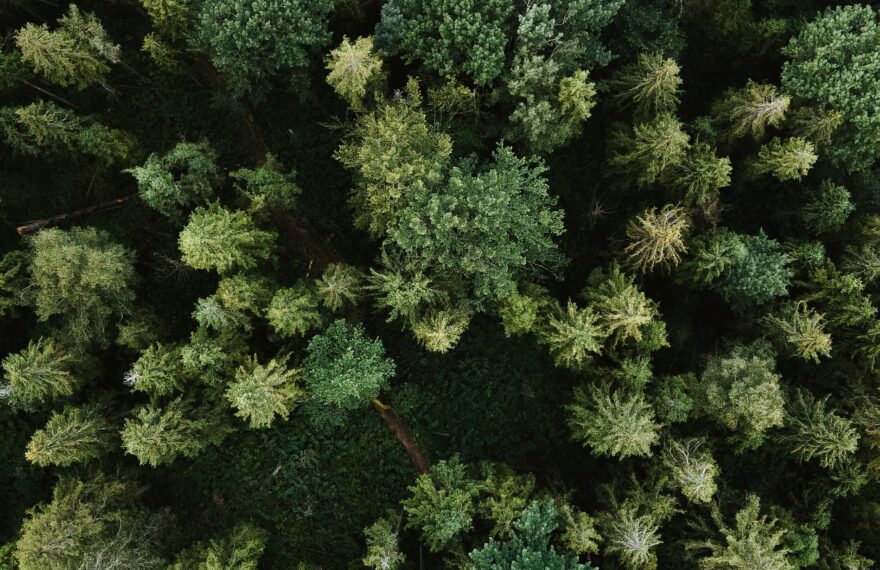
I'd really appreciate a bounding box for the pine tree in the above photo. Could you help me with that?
[178,206,276,274]
[801,181,854,235]
[121,398,228,467]
[141,0,191,40]
[25,405,115,467]
[126,142,219,218]
[367,262,446,324]
[226,356,304,429]
[609,114,690,187]
[753,137,817,182]
[567,384,660,459]
[664,142,732,207]
[265,282,323,338]
[624,204,690,273]
[315,263,364,311]
[541,301,605,370]
[325,36,384,111]
[611,53,683,118]
[1,337,76,411]
[496,284,553,337]
[780,389,859,469]
[712,80,790,140]
[478,463,535,538]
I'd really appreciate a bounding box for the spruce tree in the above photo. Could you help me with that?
[1,337,76,411]
[609,114,690,187]
[225,357,304,429]
[25,405,115,467]
[567,384,660,459]
[178,206,276,274]
[611,53,683,118]
[325,36,384,111]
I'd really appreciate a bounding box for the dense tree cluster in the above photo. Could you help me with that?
[2,0,880,568]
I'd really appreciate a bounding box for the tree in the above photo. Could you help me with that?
[801,181,854,235]
[126,142,219,218]
[712,232,791,311]
[178,206,276,274]
[697,341,785,451]
[336,79,453,237]
[691,495,792,570]
[611,53,682,118]
[367,259,446,324]
[781,4,880,171]
[182,523,268,570]
[402,457,481,552]
[25,405,114,467]
[226,356,304,429]
[315,263,364,311]
[1,337,76,411]
[125,343,185,397]
[363,516,405,570]
[609,114,690,187]
[141,0,191,39]
[388,144,566,301]
[325,36,384,111]
[265,283,323,338]
[753,137,817,182]
[469,500,592,569]
[712,81,790,140]
[231,155,301,213]
[121,398,228,467]
[541,301,605,370]
[660,438,718,504]
[301,319,395,417]
[194,0,334,99]
[411,307,471,353]
[779,390,858,469]
[376,0,513,86]
[567,384,660,459]
[496,284,553,337]
[26,227,135,347]
[603,506,663,570]
[664,142,732,207]
[478,463,535,538]
[15,476,165,570]
[583,264,660,345]
[15,5,119,89]
[763,302,832,363]
[624,204,689,273]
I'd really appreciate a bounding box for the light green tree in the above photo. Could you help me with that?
[780,389,859,469]
[611,53,682,118]
[1,337,76,411]
[363,516,405,570]
[141,0,191,39]
[315,263,364,311]
[265,282,323,338]
[664,142,732,207]
[712,80,790,140]
[25,405,115,467]
[567,384,660,459]
[127,142,219,218]
[541,301,605,370]
[583,264,660,346]
[179,206,276,274]
[624,204,690,273]
[753,137,817,182]
[325,36,384,110]
[412,307,472,353]
[763,301,832,363]
[125,343,185,397]
[609,114,690,187]
[225,357,304,429]
[660,438,718,504]
[231,155,301,213]
[603,506,663,570]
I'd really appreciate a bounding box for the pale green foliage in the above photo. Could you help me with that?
[787,106,843,148]
[558,502,601,555]
[377,0,513,85]
[363,517,405,570]
[226,357,304,429]
[661,438,718,504]
[194,0,334,99]
[603,506,662,570]
[141,0,190,39]
[802,181,854,235]
[215,274,273,315]
[315,263,364,311]
[301,319,395,414]
[610,114,690,187]
[367,260,446,323]
[127,142,219,218]
[201,524,267,570]
[15,476,165,570]
[763,302,832,363]
[567,384,660,459]
[15,5,119,89]
[0,101,133,163]
[692,496,791,570]
[180,329,242,387]
[612,53,682,118]
[266,283,323,338]
[428,78,479,119]
[231,155,301,213]
[583,264,660,345]
[27,227,135,347]
[402,457,481,552]
[336,79,452,237]
[479,463,535,538]
[712,81,790,140]
[179,206,276,274]
[141,33,178,67]
[542,301,605,369]
[25,405,114,467]
[326,36,384,110]
[1,337,76,411]
[559,71,598,126]
[698,341,785,451]
[412,307,471,353]
[122,398,227,467]
[192,295,250,333]
[496,284,552,337]
[680,228,746,286]
[625,204,690,273]
[126,343,185,397]
[665,142,732,207]
[782,4,880,171]
[389,144,565,301]
[753,137,817,182]
[780,390,859,469]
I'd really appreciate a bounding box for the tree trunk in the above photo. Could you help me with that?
[16,194,134,235]
[372,399,431,474]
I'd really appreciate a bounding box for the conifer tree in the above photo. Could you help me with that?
[780,390,859,469]
[141,0,191,40]
[121,398,228,467]
[25,405,115,467]
[127,142,219,218]
[660,438,718,504]
[624,204,689,273]
[125,343,185,397]
[567,384,660,459]
[541,301,605,370]
[496,284,553,337]
[603,506,662,570]
[315,263,364,311]
[265,282,323,338]
[363,516,405,570]
[763,302,832,363]
[753,137,817,182]
[583,264,660,346]
[367,261,446,324]
[801,181,854,235]
[665,142,732,207]
[1,337,76,411]
[609,114,690,187]
[325,36,384,111]
[411,307,471,353]
[611,53,683,118]
[712,80,790,140]
[225,356,304,429]
[178,206,276,274]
